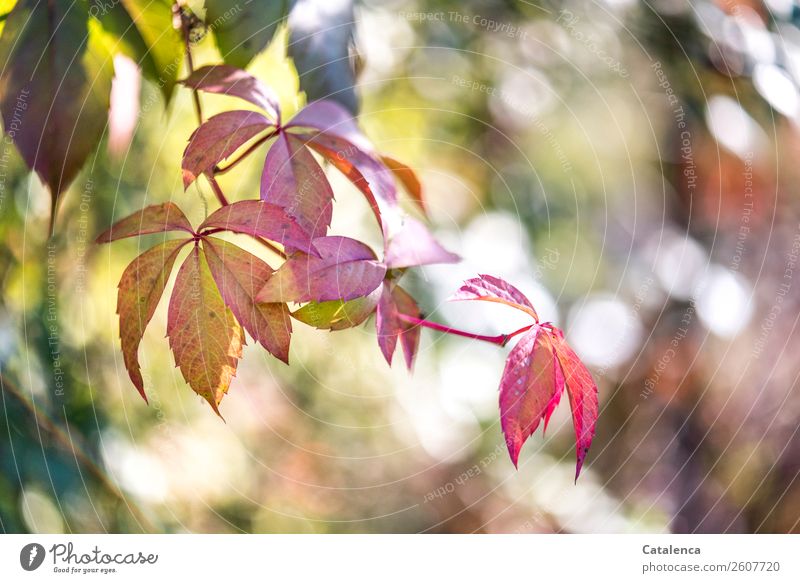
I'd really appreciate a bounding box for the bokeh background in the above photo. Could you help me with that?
[3,0,800,533]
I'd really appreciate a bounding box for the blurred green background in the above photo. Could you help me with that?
[3,0,800,533]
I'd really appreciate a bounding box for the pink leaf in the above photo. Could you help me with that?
[375,282,422,370]
[256,236,386,303]
[551,328,599,481]
[261,133,333,241]
[203,237,292,364]
[198,200,317,256]
[182,110,273,189]
[499,325,564,467]
[287,100,373,152]
[450,274,538,321]
[96,203,194,243]
[384,217,460,269]
[182,65,281,121]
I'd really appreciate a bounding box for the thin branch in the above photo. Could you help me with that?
[397,313,535,347]
[0,372,155,532]
[214,130,278,175]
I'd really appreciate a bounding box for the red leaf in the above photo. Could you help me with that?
[380,155,427,217]
[203,237,292,364]
[375,282,422,370]
[116,238,190,402]
[256,236,386,303]
[498,326,565,467]
[96,203,194,243]
[198,200,317,256]
[261,133,333,241]
[167,246,244,415]
[306,132,397,207]
[182,65,281,122]
[551,328,599,481]
[287,100,372,152]
[450,274,538,321]
[384,217,460,269]
[182,110,273,189]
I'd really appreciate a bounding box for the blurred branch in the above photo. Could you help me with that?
[0,372,155,533]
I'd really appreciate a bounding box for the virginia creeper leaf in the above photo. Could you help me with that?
[450,274,539,321]
[287,0,358,113]
[292,285,381,330]
[551,328,599,481]
[0,0,114,220]
[203,237,291,363]
[206,0,292,71]
[257,236,385,303]
[384,217,460,269]
[96,203,194,243]
[167,246,244,415]
[261,132,333,240]
[182,65,280,121]
[288,99,371,151]
[198,200,317,256]
[381,155,426,216]
[182,110,274,189]
[375,282,421,370]
[117,238,190,402]
[499,325,564,468]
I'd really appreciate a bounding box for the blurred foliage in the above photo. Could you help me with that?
[2,0,800,533]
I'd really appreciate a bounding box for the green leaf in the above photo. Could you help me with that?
[94,0,183,101]
[292,286,381,330]
[206,0,291,69]
[0,0,114,222]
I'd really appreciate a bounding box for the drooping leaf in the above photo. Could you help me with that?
[287,0,358,113]
[381,155,426,216]
[198,200,317,255]
[182,110,274,188]
[96,202,194,243]
[292,286,381,330]
[203,237,291,363]
[182,64,281,121]
[384,217,459,269]
[450,274,539,321]
[206,0,292,71]
[375,282,421,369]
[499,325,564,468]
[0,0,114,220]
[261,132,333,240]
[551,328,599,481]
[117,238,190,402]
[391,285,422,370]
[257,236,385,303]
[167,245,244,414]
[97,0,183,101]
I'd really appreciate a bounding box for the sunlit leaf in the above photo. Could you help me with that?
[384,216,459,269]
[182,64,281,121]
[182,110,274,188]
[96,203,194,243]
[167,246,244,415]
[450,274,538,321]
[257,236,385,303]
[203,237,291,363]
[117,238,190,402]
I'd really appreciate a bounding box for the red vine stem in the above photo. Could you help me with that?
[179,7,287,261]
[396,313,534,347]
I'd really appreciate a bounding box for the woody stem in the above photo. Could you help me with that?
[179,8,287,261]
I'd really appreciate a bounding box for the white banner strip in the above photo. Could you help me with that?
[0,534,797,582]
